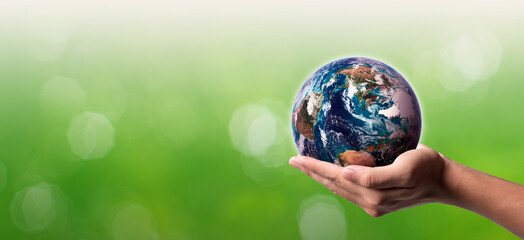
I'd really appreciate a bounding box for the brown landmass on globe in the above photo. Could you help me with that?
[339,66,379,107]
[292,91,323,141]
[337,150,376,167]
[366,143,387,152]
[336,65,396,108]
[338,65,375,80]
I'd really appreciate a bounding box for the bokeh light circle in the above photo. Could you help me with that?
[439,28,502,92]
[228,100,293,184]
[229,104,277,157]
[67,111,115,159]
[10,182,68,232]
[111,203,158,240]
[40,76,87,118]
[297,194,347,240]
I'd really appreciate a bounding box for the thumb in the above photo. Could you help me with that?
[342,164,405,189]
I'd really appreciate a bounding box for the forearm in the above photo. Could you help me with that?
[439,156,524,237]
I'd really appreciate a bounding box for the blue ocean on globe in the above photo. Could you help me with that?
[291,57,421,166]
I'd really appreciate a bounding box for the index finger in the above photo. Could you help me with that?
[289,156,345,185]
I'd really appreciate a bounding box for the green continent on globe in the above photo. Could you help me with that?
[291,57,421,166]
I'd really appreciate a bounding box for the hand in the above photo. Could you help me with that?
[289,144,449,217]
[290,144,524,237]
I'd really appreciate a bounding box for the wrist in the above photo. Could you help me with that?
[434,154,466,206]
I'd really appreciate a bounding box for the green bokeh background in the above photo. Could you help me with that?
[0,2,523,239]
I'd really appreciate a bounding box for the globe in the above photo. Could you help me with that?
[292,57,421,167]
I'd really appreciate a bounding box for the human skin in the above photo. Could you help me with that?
[289,144,524,238]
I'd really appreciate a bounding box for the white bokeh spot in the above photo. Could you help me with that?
[10,182,67,232]
[22,186,55,229]
[247,112,277,156]
[112,203,158,240]
[228,100,291,184]
[68,111,115,159]
[297,194,347,240]
[40,76,86,116]
[229,104,280,157]
[439,28,502,92]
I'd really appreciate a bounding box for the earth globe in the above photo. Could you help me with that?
[291,57,421,166]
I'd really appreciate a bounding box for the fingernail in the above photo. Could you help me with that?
[342,167,356,182]
[289,156,301,168]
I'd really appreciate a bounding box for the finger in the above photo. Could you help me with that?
[304,166,414,209]
[289,156,345,186]
[289,157,415,213]
[342,163,412,189]
[292,161,369,207]
[416,144,430,149]
[307,168,414,213]
[311,171,366,203]
[289,155,375,199]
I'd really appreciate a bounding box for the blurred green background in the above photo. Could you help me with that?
[0,1,523,239]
